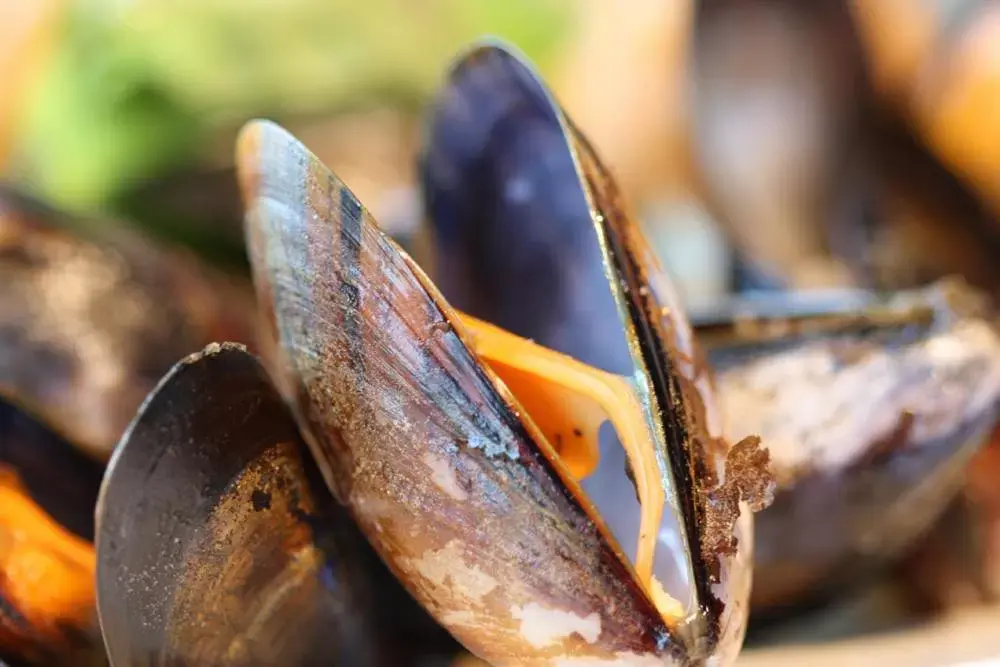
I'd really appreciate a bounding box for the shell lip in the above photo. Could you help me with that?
[576,131,721,634]
[693,277,993,354]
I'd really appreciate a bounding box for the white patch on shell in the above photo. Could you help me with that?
[422,452,468,501]
[510,603,601,649]
[715,317,1000,477]
[553,654,664,667]
[466,430,519,460]
[440,610,478,627]
[411,540,499,603]
[350,494,397,527]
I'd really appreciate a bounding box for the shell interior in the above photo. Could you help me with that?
[419,43,751,637]
[96,343,391,666]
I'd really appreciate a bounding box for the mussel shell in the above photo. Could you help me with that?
[689,0,1000,297]
[688,0,870,291]
[0,184,256,459]
[419,58,630,376]
[420,42,773,661]
[96,343,456,666]
[859,0,1000,228]
[695,279,1000,613]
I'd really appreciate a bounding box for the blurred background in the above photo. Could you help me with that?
[4,0,1000,664]
[6,0,1000,308]
[1,0,757,302]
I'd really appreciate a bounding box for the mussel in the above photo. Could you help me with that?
[687,0,871,290]
[418,36,1000,627]
[0,398,103,666]
[0,184,257,460]
[686,0,1000,298]
[691,280,1000,614]
[0,185,262,665]
[853,0,1000,225]
[239,42,772,665]
[96,343,458,666]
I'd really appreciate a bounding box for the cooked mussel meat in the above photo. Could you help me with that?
[0,397,104,666]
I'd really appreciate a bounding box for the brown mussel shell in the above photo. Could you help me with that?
[96,342,457,667]
[240,42,771,665]
[692,278,1000,614]
[239,121,672,666]
[0,185,256,460]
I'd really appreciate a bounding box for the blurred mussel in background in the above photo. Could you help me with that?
[695,281,1000,618]
[680,0,1000,628]
[0,152,462,667]
[686,0,1000,297]
[0,185,257,665]
[0,186,256,459]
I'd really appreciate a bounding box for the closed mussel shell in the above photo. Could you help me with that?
[0,185,256,460]
[693,278,1000,614]
[688,0,870,290]
[96,343,456,666]
[689,0,1000,298]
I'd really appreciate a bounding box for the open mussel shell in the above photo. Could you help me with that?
[691,278,1000,614]
[0,185,257,460]
[240,42,771,665]
[420,38,775,642]
[0,397,103,666]
[96,342,457,667]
